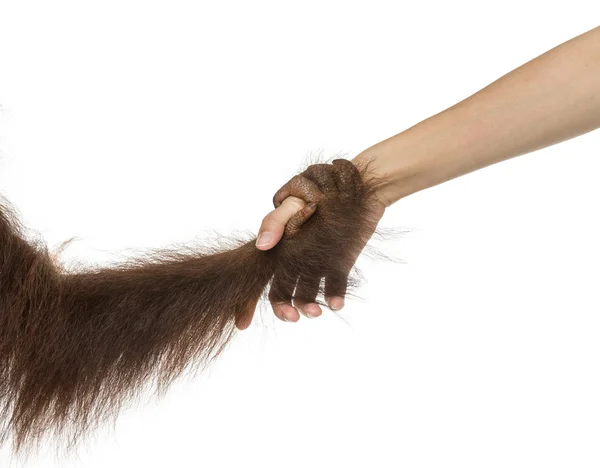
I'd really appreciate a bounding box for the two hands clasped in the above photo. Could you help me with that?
[239,26,600,328]
[251,159,385,326]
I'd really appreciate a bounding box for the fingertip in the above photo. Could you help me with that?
[272,303,300,322]
[235,310,253,330]
[327,296,345,311]
[235,318,251,331]
[280,303,300,322]
[256,230,283,250]
[300,202,318,220]
[299,303,322,318]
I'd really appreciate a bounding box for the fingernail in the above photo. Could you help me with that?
[307,202,318,210]
[303,304,322,318]
[329,296,345,311]
[256,232,273,247]
[283,310,297,322]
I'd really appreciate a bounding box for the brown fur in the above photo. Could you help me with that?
[0,158,381,452]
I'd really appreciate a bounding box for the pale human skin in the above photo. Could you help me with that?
[255,25,600,324]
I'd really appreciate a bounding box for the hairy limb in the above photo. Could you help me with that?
[0,158,378,451]
[255,159,385,323]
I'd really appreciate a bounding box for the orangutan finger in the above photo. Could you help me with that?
[283,202,318,238]
[324,269,349,311]
[331,159,362,200]
[293,276,322,318]
[273,175,323,208]
[268,274,299,322]
[302,164,339,194]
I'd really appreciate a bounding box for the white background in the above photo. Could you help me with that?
[0,1,599,467]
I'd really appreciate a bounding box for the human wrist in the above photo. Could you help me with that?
[352,107,490,206]
[352,123,443,207]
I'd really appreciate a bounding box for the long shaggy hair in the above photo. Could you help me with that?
[0,158,381,452]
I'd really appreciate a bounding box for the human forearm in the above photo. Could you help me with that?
[354,26,600,206]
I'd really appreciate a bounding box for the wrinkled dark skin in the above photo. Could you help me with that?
[239,159,385,327]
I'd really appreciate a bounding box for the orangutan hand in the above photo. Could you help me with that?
[254,159,385,323]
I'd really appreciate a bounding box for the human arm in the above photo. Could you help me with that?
[354,25,600,205]
[253,25,600,325]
